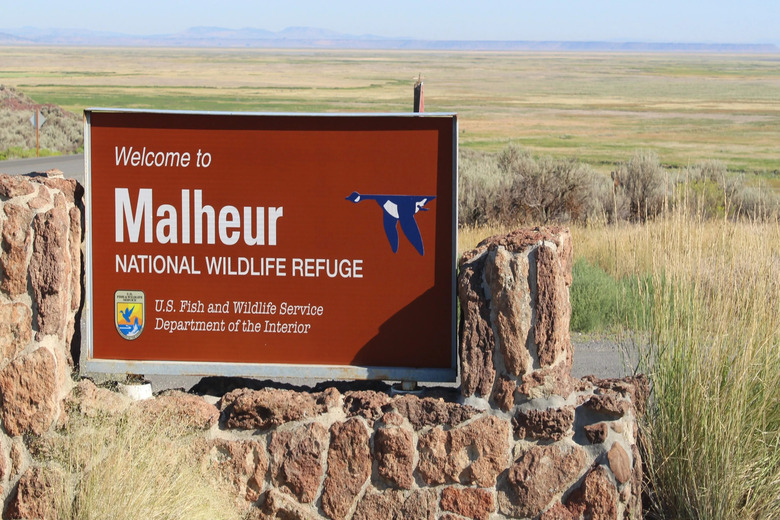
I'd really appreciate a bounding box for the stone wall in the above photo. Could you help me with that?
[0,172,81,513]
[0,173,646,519]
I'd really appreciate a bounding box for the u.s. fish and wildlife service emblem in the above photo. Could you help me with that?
[115,290,144,340]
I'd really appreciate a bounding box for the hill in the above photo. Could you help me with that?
[1,26,777,53]
[0,85,83,158]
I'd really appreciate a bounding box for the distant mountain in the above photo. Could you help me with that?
[0,26,777,53]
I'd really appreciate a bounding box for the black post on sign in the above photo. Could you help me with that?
[413,75,424,113]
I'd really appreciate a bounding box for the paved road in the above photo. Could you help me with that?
[1,154,630,394]
[0,154,84,185]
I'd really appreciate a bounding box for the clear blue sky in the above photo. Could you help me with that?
[2,0,778,44]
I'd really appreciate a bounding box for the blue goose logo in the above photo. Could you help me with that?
[346,191,435,255]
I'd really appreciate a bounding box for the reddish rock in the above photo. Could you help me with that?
[498,443,586,518]
[417,415,509,487]
[539,503,576,520]
[0,174,36,198]
[484,246,534,376]
[493,376,517,411]
[374,425,414,489]
[566,466,618,520]
[207,438,267,503]
[513,406,575,441]
[534,243,572,369]
[343,390,391,424]
[6,465,66,520]
[39,176,79,201]
[0,302,32,362]
[67,379,130,417]
[517,366,575,400]
[30,205,71,339]
[586,375,650,417]
[1,203,33,297]
[0,348,58,436]
[607,443,631,485]
[584,422,610,444]
[321,418,372,519]
[582,392,631,418]
[68,205,82,311]
[458,258,496,398]
[392,395,478,430]
[134,390,219,429]
[268,422,328,503]
[255,487,316,520]
[352,488,437,520]
[220,387,332,429]
[440,487,495,520]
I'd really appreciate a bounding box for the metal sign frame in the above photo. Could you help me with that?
[82,108,458,382]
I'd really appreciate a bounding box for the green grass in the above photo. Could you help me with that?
[569,258,649,333]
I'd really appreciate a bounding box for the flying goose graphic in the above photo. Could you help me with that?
[120,305,135,324]
[346,191,435,255]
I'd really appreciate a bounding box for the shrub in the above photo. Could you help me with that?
[613,150,667,222]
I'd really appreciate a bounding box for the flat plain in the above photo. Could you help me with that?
[2,46,779,174]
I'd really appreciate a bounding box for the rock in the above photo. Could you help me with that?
[539,503,576,520]
[493,376,517,411]
[458,227,574,400]
[255,487,317,520]
[321,418,372,519]
[607,443,631,485]
[513,406,575,441]
[352,488,437,520]
[207,438,267,503]
[484,246,534,376]
[6,465,66,520]
[0,302,32,362]
[498,443,586,518]
[392,394,478,430]
[0,173,36,198]
[587,375,650,417]
[67,379,130,417]
[219,388,331,430]
[268,422,328,503]
[566,466,618,520]
[517,366,576,400]
[134,390,219,430]
[440,487,495,520]
[417,415,509,487]
[374,424,414,489]
[0,348,58,436]
[582,392,631,418]
[534,243,572,369]
[343,390,391,425]
[1,203,33,297]
[30,205,71,339]
[584,422,609,444]
[68,205,82,311]
[458,257,496,397]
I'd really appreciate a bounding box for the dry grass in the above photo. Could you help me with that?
[2,47,779,172]
[35,408,244,520]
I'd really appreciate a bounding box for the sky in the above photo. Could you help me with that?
[2,0,778,44]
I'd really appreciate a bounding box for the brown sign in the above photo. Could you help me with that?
[85,110,457,380]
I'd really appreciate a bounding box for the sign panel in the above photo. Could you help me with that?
[84,109,457,381]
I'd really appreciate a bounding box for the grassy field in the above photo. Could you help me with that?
[2,46,779,175]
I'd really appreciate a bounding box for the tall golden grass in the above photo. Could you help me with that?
[40,409,244,520]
